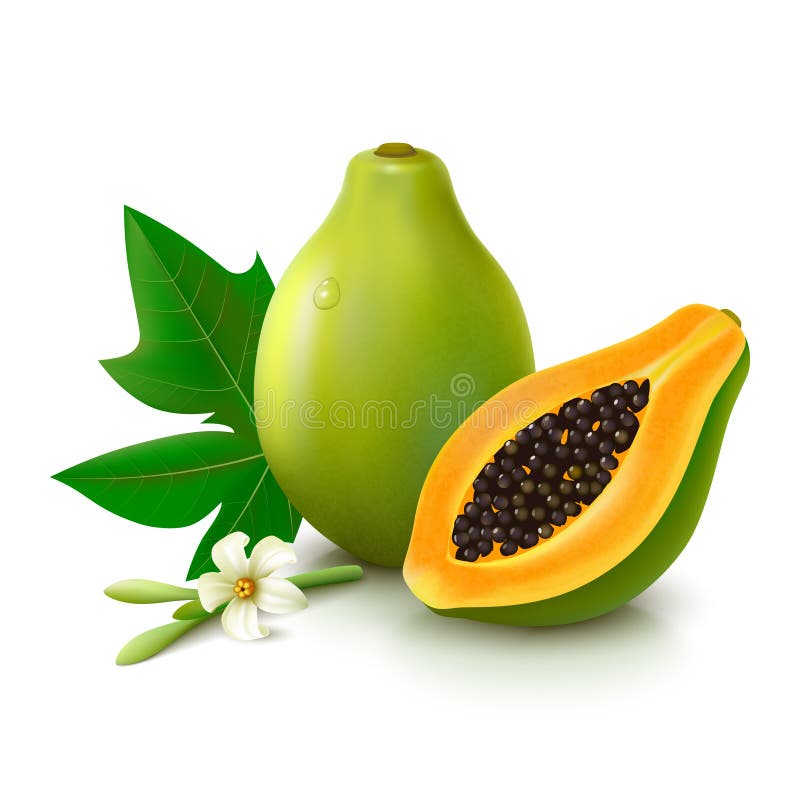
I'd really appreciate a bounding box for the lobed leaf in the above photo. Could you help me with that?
[53,432,263,527]
[101,207,273,436]
[55,207,302,579]
[186,463,301,579]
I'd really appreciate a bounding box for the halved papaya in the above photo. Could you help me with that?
[402,305,748,625]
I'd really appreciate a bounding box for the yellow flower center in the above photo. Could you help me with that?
[233,577,255,599]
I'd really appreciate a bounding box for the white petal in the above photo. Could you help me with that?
[221,597,268,640]
[211,532,249,581]
[254,577,308,614]
[249,536,297,579]
[197,572,233,612]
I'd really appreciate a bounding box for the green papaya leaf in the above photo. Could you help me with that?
[53,432,263,527]
[54,207,303,576]
[186,463,301,579]
[102,207,272,436]
[105,579,199,604]
[116,618,208,666]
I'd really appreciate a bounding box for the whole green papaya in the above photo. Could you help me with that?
[254,144,534,566]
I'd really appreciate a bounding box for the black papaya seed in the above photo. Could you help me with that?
[596,470,611,486]
[473,476,490,493]
[623,379,639,396]
[540,413,559,430]
[520,532,539,548]
[576,398,595,416]
[497,473,513,489]
[546,494,562,509]
[619,410,637,428]
[598,405,615,420]
[583,430,602,448]
[491,526,507,543]
[567,429,584,446]
[493,495,509,510]
[500,540,518,556]
[562,402,580,422]
[453,531,470,547]
[573,445,590,463]
[508,526,524,542]
[462,546,479,562]
[599,454,618,471]
[607,383,624,398]
[598,438,615,455]
[454,515,470,531]
[515,429,531,445]
[511,466,527,482]
[527,454,543,473]
[563,501,581,516]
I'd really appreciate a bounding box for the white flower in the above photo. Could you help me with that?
[197,532,308,640]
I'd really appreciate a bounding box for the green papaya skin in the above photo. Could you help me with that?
[434,343,750,626]
[254,146,535,566]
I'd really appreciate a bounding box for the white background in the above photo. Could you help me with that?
[2,2,798,798]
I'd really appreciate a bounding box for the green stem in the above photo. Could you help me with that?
[172,566,363,620]
[117,565,364,663]
[287,565,364,590]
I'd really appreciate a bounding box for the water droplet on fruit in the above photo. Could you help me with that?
[313,277,340,309]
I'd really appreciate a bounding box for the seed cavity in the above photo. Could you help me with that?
[452,378,651,562]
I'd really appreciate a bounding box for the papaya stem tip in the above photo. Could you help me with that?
[720,308,742,328]
[374,142,417,158]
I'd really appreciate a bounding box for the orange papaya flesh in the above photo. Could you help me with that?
[402,305,748,622]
